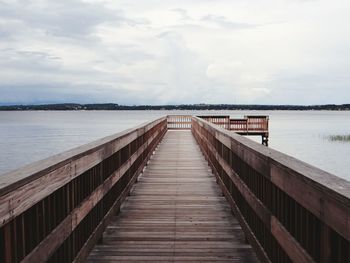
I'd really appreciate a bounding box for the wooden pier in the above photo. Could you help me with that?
[87,130,258,262]
[0,115,349,263]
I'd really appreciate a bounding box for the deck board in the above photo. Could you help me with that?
[86,130,258,262]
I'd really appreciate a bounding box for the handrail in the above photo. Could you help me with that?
[166,115,192,129]
[0,117,167,263]
[192,116,350,263]
[198,115,230,130]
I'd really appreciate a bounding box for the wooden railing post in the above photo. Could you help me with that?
[320,224,331,263]
[3,223,12,263]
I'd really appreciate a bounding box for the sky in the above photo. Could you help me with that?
[0,0,350,105]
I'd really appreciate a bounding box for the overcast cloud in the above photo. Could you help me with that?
[0,0,349,105]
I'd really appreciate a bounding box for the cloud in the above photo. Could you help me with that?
[0,0,350,105]
[0,0,147,39]
[201,15,256,30]
[172,8,192,21]
[0,48,61,71]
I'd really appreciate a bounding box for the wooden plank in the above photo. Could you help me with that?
[3,223,12,263]
[86,130,258,262]
[0,163,73,227]
[271,216,314,263]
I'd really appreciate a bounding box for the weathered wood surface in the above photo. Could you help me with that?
[87,130,258,262]
[192,116,350,263]
[0,117,167,227]
[0,117,167,263]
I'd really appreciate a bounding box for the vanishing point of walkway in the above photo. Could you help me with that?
[87,130,258,262]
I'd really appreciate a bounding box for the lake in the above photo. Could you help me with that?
[0,110,349,181]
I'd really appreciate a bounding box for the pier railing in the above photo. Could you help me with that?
[0,117,167,263]
[230,116,269,133]
[197,115,230,130]
[192,116,350,263]
[166,115,192,129]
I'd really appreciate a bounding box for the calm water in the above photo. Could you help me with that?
[0,110,350,181]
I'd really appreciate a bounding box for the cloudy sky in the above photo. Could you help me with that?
[0,0,349,105]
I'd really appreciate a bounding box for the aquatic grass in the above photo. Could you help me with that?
[327,135,350,142]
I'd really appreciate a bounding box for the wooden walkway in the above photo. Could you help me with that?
[87,130,258,262]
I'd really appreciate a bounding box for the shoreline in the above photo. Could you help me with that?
[1,103,350,111]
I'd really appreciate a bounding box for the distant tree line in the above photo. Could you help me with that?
[0,103,350,111]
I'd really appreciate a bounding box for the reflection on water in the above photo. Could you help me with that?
[0,110,350,182]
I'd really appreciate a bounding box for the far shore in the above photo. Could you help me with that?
[0,103,350,111]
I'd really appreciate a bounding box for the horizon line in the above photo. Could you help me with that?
[1,102,350,107]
